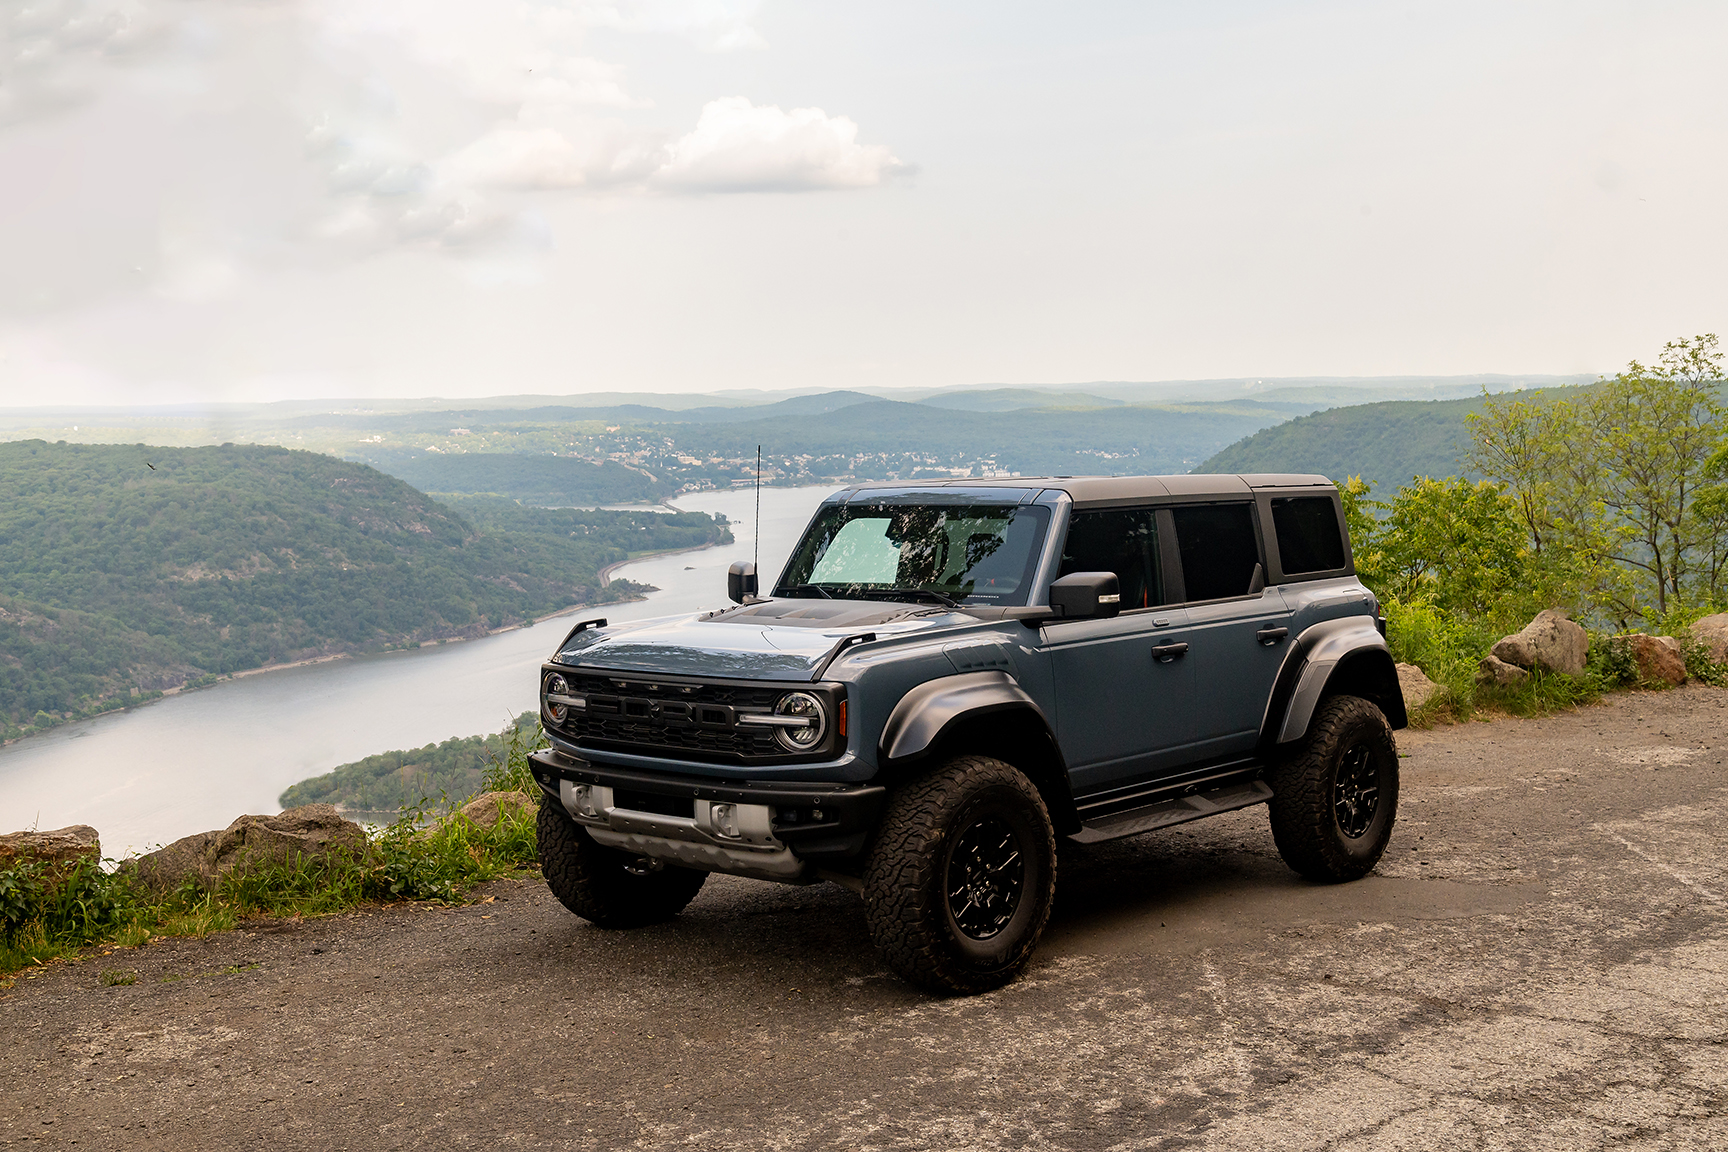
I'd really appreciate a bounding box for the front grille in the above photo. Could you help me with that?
[550,672,791,762]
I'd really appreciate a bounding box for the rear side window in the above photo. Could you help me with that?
[1271,496,1346,575]
[1058,507,1164,609]
[1170,503,1260,601]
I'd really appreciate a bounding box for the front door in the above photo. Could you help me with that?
[1043,506,1198,793]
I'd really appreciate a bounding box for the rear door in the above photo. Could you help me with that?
[1043,506,1198,793]
[1166,501,1294,759]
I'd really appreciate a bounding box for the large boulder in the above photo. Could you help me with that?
[1619,634,1687,687]
[0,825,100,875]
[1690,613,1728,666]
[1476,654,1529,687]
[124,804,367,892]
[413,790,537,842]
[1490,609,1589,675]
[455,790,536,831]
[124,830,219,892]
[1396,663,1441,710]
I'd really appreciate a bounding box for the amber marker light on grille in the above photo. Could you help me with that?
[838,699,847,738]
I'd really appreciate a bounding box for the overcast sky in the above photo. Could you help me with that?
[1,0,1723,405]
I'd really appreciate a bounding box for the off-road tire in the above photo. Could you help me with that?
[1268,694,1399,882]
[537,797,707,927]
[863,756,1057,995]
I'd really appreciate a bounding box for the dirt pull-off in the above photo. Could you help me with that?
[4,686,1727,1150]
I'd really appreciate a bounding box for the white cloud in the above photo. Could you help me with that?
[654,97,906,192]
[0,0,176,125]
[438,122,665,191]
[0,0,905,308]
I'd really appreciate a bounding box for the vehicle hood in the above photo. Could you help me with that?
[551,600,960,681]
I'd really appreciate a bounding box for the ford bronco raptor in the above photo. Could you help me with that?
[528,474,1403,994]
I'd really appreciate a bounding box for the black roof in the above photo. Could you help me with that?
[834,473,1334,508]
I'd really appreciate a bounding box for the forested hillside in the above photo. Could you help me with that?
[1193,395,1495,488]
[280,712,542,814]
[0,442,728,738]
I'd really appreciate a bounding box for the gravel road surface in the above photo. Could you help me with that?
[4,685,1727,1150]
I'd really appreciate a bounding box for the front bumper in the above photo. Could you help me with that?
[528,749,886,879]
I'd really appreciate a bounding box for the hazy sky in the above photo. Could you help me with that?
[1,0,1724,405]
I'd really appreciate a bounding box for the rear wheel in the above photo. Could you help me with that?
[1268,694,1399,882]
[863,756,1057,995]
[537,797,707,927]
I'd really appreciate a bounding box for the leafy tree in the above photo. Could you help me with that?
[1348,477,1532,617]
[1584,335,1727,617]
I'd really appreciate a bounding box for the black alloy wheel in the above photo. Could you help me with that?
[945,815,1026,940]
[1332,742,1380,839]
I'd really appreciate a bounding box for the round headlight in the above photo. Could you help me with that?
[772,691,827,751]
[542,672,569,725]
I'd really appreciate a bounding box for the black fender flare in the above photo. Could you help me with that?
[879,670,1050,762]
[1263,616,1407,746]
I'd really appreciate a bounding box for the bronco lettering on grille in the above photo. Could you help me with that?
[586,695,736,729]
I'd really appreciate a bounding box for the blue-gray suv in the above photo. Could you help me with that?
[528,474,1404,994]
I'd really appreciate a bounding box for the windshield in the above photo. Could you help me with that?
[776,502,1051,606]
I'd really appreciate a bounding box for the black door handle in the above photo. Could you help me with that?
[1151,642,1189,662]
[1257,627,1289,646]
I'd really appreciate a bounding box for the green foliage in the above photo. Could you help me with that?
[279,711,545,811]
[0,441,728,732]
[480,715,548,796]
[1352,477,1533,617]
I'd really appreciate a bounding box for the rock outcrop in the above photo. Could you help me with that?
[1396,663,1441,710]
[1619,634,1688,686]
[125,804,367,892]
[0,825,100,874]
[1690,613,1728,666]
[455,791,536,831]
[1490,609,1589,675]
[1477,654,1529,687]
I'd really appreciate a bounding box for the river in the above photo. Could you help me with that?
[0,485,837,856]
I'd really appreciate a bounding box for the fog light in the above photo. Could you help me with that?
[711,803,740,839]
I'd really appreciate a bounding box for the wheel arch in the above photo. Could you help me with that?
[1267,617,1407,746]
[878,672,1079,834]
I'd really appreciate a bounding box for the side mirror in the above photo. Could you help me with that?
[727,561,758,604]
[1048,572,1121,620]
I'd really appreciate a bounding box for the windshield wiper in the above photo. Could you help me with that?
[782,584,834,599]
[859,587,960,609]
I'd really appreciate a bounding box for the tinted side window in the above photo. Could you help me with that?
[1170,503,1260,601]
[1271,496,1346,575]
[1058,508,1164,609]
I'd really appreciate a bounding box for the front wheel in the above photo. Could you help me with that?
[863,756,1057,995]
[1268,694,1399,882]
[537,797,707,927]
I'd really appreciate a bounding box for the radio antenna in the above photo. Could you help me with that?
[754,445,762,579]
